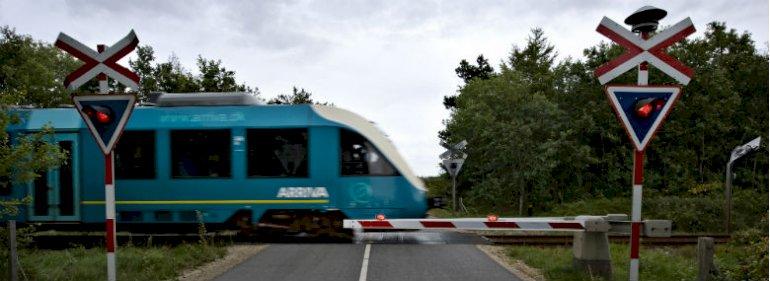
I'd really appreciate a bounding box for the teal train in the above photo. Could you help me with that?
[2,93,430,235]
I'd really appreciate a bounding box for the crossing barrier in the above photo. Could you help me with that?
[344,214,672,279]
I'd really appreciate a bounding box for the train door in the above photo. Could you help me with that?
[28,133,80,221]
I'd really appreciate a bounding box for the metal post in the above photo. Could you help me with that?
[105,152,116,281]
[451,175,457,212]
[8,220,18,281]
[724,161,733,234]
[627,31,650,281]
[97,44,109,94]
[629,150,644,281]
[96,43,117,281]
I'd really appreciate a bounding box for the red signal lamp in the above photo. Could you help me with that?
[375,214,386,221]
[486,214,499,222]
[83,105,113,124]
[634,98,664,118]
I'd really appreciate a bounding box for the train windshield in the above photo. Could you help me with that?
[340,129,399,176]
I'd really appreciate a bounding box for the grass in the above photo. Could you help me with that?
[507,244,696,281]
[505,243,763,281]
[7,243,226,281]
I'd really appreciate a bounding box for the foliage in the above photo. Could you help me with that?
[439,23,768,215]
[128,45,257,102]
[0,244,225,281]
[444,54,495,109]
[0,26,79,107]
[540,190,767,233]
[441,28,595,216]
[267,86,330,105]
[422,175,451,197]
[716,214,769,281]
[0,26,68,215]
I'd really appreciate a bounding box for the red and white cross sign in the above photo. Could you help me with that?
[594,17,695,85]
[55,30,140,91]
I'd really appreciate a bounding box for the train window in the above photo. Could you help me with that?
[115,131,156,179]
[171,130,231,178]
[340,129,399,176]
[247,129,309,177]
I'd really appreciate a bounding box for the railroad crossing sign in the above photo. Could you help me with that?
[441,140,468,212]
[442,158,465,177]
[595,6,695,281]
[55,30,140,90]
[441,140,467,177]
[56,30,141,281]
[594,16,695,85]
[605,85,681,152]
[439,140,468,160]
[73,94,136,154]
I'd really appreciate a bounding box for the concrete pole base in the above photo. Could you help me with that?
[572,232,612,280]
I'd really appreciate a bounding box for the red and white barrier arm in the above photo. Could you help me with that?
[344,216,611,232]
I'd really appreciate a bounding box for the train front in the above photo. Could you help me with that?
[311,105,429,220]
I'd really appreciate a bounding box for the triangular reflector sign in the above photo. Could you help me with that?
[604,85,681,151]
[73,94,136,154]
[443,158,465,177]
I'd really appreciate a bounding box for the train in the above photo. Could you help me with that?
[1,92,430,236]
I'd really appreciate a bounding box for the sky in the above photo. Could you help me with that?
[1,0,768,176]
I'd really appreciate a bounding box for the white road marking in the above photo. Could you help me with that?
[358,244,371,281]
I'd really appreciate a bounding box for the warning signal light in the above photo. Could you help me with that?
[82,105,114,124]
[634,98,665,118]
[375,214,386,221]
[486,214,499,222]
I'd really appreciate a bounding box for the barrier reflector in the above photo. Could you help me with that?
[484,221,519,228]
[420,221,455,228]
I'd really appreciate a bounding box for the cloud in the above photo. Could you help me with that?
[1,0,767,176]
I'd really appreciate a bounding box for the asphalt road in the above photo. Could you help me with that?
[215,231,520,281]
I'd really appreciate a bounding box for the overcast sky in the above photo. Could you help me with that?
[1,0,767,176]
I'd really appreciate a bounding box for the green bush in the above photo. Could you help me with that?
[716,214,769,281]
[539,190,768,233]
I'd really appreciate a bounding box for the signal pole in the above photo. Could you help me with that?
[96,43,117,281]
[629,16,653,281]
[595,6,695,281]
[56,31,140,281]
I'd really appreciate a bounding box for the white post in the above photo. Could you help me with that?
[97,44,109,94]
[105,152,116,281]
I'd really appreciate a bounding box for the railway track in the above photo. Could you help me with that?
[483,234,731,245]
[27,231,730,249]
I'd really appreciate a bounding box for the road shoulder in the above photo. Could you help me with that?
[177,244,268,281]
[476,245,545,281]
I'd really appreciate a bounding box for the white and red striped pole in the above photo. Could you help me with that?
[105,152,117,281]
[98,43,117,281]
[628,31,649,281]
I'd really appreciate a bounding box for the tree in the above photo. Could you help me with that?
[441,29,593,215]
[438,22,768,214]
[197,56,250,92]
[444,55,495,109]
[0,26,78,107]
[455,55,495,84]
[268,87,330,105]
[128,45,257,101]
[0,27,68,214]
